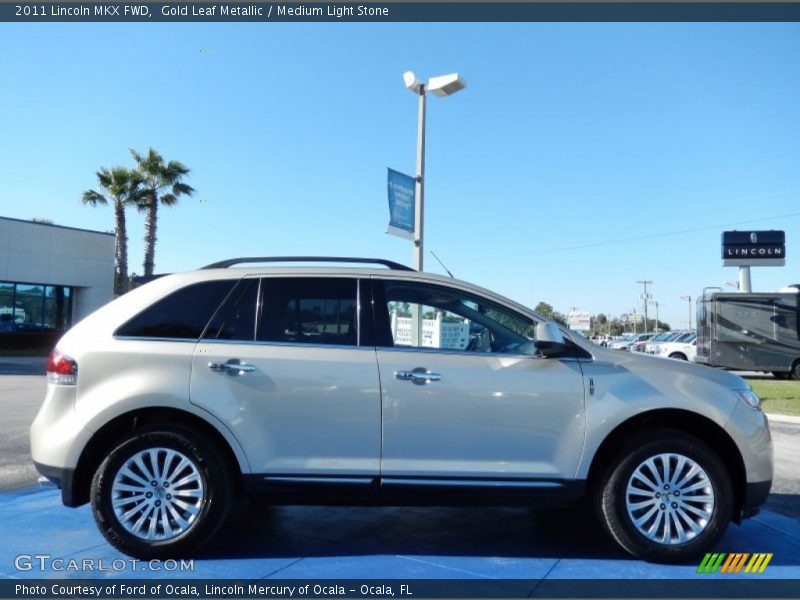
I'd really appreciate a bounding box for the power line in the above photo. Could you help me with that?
[456,210,800,265]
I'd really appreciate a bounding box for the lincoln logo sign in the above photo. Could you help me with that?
[721,230,785,267]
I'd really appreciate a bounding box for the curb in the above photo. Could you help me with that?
[765,413,800,424]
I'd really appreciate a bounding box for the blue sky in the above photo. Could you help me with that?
[1,23,799,328]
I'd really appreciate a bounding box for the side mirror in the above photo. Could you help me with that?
[534,322,569,357]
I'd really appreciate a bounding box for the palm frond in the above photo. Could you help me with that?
[82,189,108,206]
[172,182,195,197]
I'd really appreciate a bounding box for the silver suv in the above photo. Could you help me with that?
[31,257,772,563]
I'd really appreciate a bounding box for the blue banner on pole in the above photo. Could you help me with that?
[387,168,416,240]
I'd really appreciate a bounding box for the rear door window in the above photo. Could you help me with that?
[257,278,359,346]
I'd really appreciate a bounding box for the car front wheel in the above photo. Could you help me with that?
[91,426,233,559]
[791,359,800,381]
[597,430,733,563]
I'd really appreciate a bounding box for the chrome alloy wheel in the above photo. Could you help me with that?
[111,448,205,541]
[626,453,715,545]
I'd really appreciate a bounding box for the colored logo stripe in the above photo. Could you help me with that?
[745,553,773,574]
[720,553,749,573]
[698,552,772,574]
[697,553,726,573]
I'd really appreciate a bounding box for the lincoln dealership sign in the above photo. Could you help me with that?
[722,230,785,267]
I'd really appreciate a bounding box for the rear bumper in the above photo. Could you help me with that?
[34,462,80,507]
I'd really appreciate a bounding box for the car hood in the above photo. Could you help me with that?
[586,344,746,388]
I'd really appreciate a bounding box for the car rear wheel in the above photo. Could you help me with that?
[596,430,732,563]
[668,353,688,361]
[91,426,233,559]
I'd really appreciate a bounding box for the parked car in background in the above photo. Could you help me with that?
[590,334,612,347]
[610,333,639,350]
[658,337,698,362]
[645,331,695,355]
[609,334,630,350]
[642,332,676,353]
[630,333,656,352]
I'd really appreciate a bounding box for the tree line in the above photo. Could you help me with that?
[534,302,670,335]
[82,148,194,295]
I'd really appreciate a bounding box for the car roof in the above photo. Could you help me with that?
[165,266,542,322]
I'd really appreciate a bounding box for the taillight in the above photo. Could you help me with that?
[47,350,77,385]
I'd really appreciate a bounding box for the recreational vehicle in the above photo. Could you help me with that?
[696,287,800,379]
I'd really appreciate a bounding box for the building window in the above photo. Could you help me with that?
[0,281,74,333]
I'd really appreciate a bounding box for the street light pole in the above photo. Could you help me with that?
[403,71,466,272]
[413,85,426,272]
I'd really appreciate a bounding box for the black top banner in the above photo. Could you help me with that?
[6,2,800,22]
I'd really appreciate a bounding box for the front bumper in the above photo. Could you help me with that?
[741,479,772,519]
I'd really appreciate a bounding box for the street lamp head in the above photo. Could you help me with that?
[427,73,467,97]
[403,71,423,94]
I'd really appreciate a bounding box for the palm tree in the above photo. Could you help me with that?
[130,148,195,277]
[82,167,144,295]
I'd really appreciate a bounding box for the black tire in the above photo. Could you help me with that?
[595,430,733,563]
[91,425,234,559]
[790,360,800,381]
[668,353,688,361]
[772,371,790,380]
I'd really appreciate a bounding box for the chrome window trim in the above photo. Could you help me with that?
[114,336,198,343]
[375,344,581,362]
[195,338,371,352]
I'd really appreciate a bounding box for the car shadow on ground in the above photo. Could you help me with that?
[764,492,800,521]
[202,503,630,561]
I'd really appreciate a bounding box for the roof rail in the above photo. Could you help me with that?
[201,256,414,271]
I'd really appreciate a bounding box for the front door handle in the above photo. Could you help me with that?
[395,368,442,385]
[208,360,256,375]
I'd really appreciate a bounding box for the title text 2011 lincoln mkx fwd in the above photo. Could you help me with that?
[31,257,772,562]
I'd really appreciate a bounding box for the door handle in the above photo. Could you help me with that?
[208,360,256,375]
[394,368,442,385]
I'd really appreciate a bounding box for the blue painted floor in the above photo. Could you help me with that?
[1,486,799,584]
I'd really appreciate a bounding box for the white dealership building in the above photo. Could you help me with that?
[0,216,115,334]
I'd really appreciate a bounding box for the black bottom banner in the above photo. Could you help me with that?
[3,579,800,599]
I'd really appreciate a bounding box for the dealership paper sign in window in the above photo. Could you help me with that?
[387,168,415,240]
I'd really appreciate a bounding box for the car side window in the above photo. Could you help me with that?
[116,280,234,339]
[203,278,259,341]
[258,278,359,346]
[374,280,538,355]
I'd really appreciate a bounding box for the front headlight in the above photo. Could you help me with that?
[734,388,761,411]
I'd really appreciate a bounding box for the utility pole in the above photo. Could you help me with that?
[680,295,693,330]
[650,300,663,332]
[637,280,653,334]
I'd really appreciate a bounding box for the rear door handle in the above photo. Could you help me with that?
[208,360,256,375]
[395,368,442,385]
